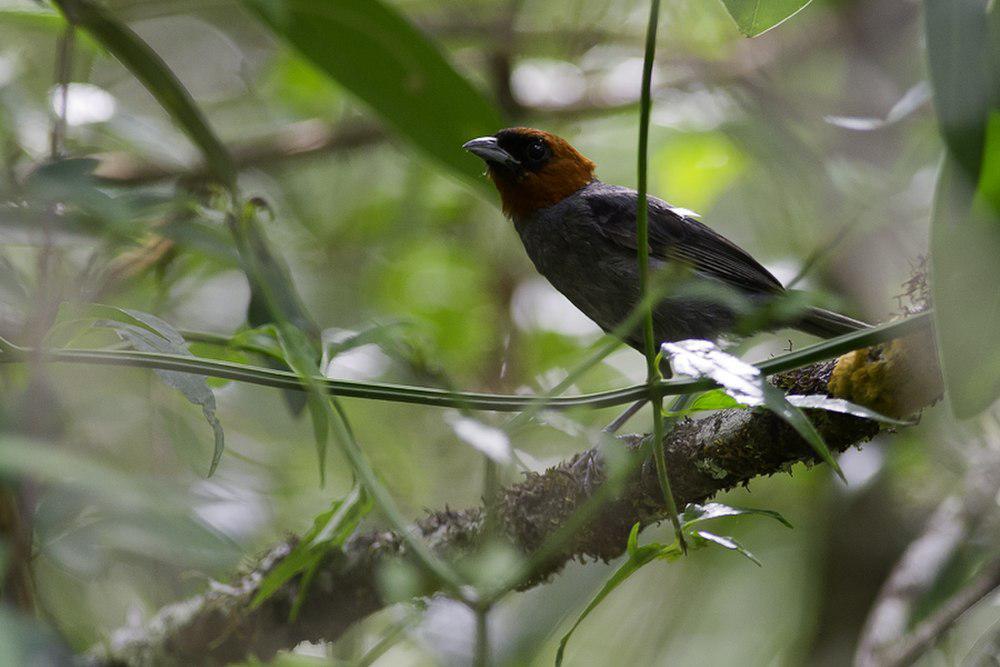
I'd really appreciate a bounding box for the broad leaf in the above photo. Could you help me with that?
[662,339,844,480]
[242,0,504,186]
[236,201,317,336]
[923,0,998,180]
[785,394,914,425]
[229,325,287,362]
[230,201,318,418]
[719,0,813,37]
[668,389,910,426]
[681,502,791,529]
[925,2,1000,418]
[52,304,227,475]
[109,322,226,476]
[931,150,1000,417]
[691,530,761,566]
[664,388,745,416]
[555,524,667,667]
[762,384,845,481]
[557,506,787,665]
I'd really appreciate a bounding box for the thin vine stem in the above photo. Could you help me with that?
[473,604,491,667]
[50,24,76,160]
[635,0,683,547]
[0,312,932,412]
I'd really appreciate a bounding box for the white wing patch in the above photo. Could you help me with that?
[669,205,701,219]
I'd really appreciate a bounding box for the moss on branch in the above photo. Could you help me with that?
[92,330,942,666]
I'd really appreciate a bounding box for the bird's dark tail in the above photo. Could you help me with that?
[797,307,869,338]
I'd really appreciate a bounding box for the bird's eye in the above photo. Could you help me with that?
[526,139,547,162]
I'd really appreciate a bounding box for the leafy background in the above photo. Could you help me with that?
[1,0,998,665]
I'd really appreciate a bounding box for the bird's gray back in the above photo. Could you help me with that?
[513,181,737,346]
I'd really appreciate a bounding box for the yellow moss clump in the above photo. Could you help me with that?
[829,328,943,419]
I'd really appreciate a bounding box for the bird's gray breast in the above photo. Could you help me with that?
[514,196,642,338]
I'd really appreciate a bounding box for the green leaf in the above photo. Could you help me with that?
[664,388,745,416]
[22,159,138,239]
[625,521,641,558]
[276,325,328,484]
[230,326,288,362]
[681,502,792,529]
[557,503,786,665]
[923,0,999,180]
[669,383,917,425]
[691,531,761,566]
[242,0,504,186]
[762,384,844,481]
[309,483,372,549]
[72,304,186,346]
[235,201,318,335]
[63,304,227,475]
[662,339,844,480]
[555,546,658,667]
[931,150,1000,418]
[251,482,371,611]
[924,0,1000,417]
[229,201,318,418]
[785,394,915,425]
[719,0,812,37]
[186,343,251,389]
[53,0,235,188]
[111,323,226,476]
[320,320,413,367]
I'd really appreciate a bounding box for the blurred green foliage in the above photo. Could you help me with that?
[0,0,997,665]
[720,0,813,37]
[925,0,1000,418]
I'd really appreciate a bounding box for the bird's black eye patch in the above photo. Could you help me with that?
[525,138,547,162]
[495,130,553,172]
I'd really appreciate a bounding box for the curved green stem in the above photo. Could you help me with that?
[636,0,683,548]
[0,312,931,411]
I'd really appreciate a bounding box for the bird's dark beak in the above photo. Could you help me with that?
[463,136,520,170]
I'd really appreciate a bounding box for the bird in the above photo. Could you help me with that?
[463,127,868,351]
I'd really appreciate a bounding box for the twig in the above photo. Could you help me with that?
[485,0,526,118]
[85,17,838,187]
[92,120,384,186]
[603,399,645,433]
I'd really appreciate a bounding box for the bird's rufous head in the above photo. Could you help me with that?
[463,128,596,219]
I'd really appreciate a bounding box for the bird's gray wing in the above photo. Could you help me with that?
[582,184,784,295]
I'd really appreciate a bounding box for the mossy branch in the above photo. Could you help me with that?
[90,325,941,666]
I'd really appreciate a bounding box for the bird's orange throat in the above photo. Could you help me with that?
[489,145,596,219]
